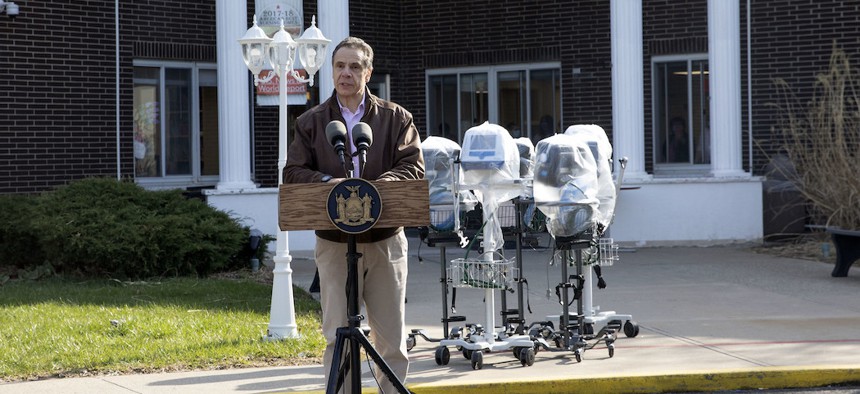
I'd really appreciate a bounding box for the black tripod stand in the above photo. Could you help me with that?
[326,233,411,394]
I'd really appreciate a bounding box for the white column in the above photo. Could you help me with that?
[318,0,350,103]
[610,0,649,181]
[708,0,747,177]
[216,0,257,190]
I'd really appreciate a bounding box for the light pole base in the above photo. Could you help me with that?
[263,325,300,341]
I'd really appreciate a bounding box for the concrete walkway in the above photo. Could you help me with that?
[2,235,859,393]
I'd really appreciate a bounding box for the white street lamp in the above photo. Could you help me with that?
[238,15,330,340]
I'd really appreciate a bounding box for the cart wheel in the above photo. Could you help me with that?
[574,351,582,363]
[512,347,521,360]
[519,347,535,366]
[470,350,484,370]
[623,320,640,338]
[608,344,615,358]
[406,335,416,352]
[463,348,472,360]
[583,323,594,335]
[434,346,450,366]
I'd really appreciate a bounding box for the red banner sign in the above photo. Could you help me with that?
[256,69,308,95]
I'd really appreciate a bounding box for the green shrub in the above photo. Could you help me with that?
[0,195,46,268]
[24,178,251,279]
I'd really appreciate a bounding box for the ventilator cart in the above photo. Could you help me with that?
[495,137,538,339]
[433,122,536,370]
[526,126,638,363]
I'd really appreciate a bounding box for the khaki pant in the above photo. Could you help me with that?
[315,232,409,394]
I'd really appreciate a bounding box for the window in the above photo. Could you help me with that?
[652,55,710,174]
[368,73,390,101]
[428,73,487,141]
[427,63,561,146]
[133,61,219,186]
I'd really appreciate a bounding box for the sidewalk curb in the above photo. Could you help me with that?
[404,365,860,394]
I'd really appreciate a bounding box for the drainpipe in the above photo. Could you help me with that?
[747,0,752,172]
[115,0,121,179]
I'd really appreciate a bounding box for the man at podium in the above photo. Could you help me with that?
[284,36,424,393]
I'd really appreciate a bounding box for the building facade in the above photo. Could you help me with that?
[2,0,858,248]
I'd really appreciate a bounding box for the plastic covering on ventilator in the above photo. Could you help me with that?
[515,137,537,225]
[460,122,523,252]
[563,124,617,229]
[515,137,535,181]
[533,134,600,238]
[421,136,476,231]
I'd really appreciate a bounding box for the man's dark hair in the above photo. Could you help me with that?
[332,36,374,70]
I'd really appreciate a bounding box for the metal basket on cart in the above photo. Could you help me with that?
[447,258,518,289]
[597,237,619,266]
[429,205,457,232]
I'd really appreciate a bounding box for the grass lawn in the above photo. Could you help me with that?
[0,273,324,382]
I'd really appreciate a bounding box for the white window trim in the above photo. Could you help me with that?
[425,62,561,139]
[369,73,390,100]
[132,60,219,189]
[650,53,710,177]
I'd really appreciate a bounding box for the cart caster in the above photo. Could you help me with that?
[434,346,450,366]
[450,326,462,339]
[463,348,472,360]
[608,343,615,358]
[519,347,535,366]
[574,350,582,363]
[624,320,640,338]
[470,350,484,370]
[406,335,416,351]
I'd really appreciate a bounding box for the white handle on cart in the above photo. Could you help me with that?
[451,156,470,247]
[614,157,628,196]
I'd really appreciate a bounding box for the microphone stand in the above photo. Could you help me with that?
[327,238,410,394]
[356,149,367,178]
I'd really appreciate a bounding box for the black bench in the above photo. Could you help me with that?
[827,227,860,277]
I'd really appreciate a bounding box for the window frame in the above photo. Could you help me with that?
[650,53,711,177]
[425,62,562,143]
[133,60,219,189]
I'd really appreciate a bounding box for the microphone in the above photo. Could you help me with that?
[325,120,349,176]
[351,122,373,176]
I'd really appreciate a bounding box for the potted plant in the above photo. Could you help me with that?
[772,47,860,276]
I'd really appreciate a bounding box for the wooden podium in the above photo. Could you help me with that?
[279,179,429,394]
[279,179,430,232]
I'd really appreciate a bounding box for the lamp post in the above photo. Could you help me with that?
[238,16,330,340]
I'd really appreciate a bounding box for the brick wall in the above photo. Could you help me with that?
[0,0,218,194]
[748,0,860,174]
[1,1,121,193]
[564,1,612,132]
[3,0,859,194]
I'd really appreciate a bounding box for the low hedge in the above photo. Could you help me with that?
[1,178,258,279]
